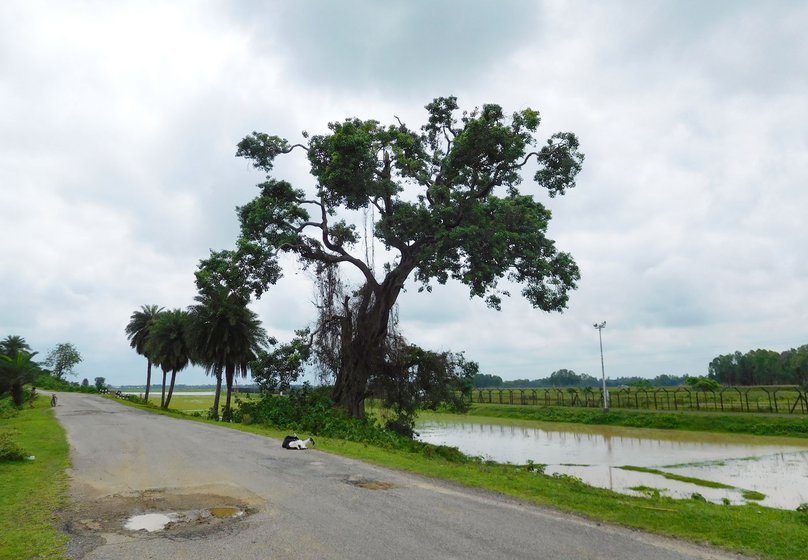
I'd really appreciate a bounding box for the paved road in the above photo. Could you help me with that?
[54,393,747,560]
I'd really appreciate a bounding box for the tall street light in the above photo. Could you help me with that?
[593,321,608,411]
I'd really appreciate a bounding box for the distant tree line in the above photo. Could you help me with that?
[708,345,808,386]
[473,369,687,388]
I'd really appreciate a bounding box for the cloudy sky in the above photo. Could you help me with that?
[2,1,806,387]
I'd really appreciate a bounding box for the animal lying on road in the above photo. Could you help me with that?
[282,435,315,450]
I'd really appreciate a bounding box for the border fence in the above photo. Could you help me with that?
[466,386,808,414]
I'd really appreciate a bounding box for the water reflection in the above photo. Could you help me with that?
[416,420,808,509]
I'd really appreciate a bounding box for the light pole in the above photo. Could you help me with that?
[593,321,608,411]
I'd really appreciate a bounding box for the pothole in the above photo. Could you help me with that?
[123,507,245,532]
[209,507,244,519]
[345,476,398,490]
[63,488,256,538]
[124,513,177,532]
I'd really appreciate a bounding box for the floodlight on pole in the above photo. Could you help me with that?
[593,321,608,411]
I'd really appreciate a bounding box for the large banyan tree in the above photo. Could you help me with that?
[232,96,584,418]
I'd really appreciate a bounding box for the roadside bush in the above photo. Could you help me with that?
[35,372,98,393]
[234,385,473,462]
[0,430,28,461]
[0,395,18,418]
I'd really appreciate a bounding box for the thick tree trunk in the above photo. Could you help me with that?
[332,269,409,419]
[144,359,152,402]
[11,381,24,407]
[164,369,177,409]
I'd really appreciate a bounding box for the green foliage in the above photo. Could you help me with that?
[0,430,28,461]
[187,283,267,420]
[94,377,106,391]
[685,375,721,391]
[797,503,808,514]
[233,385,472,462]
[0,336,31,358]
[0,351,41,406]
[43,342,82,379]
[371,345,476,436]
[230,97,584,418]
[34,371,97,393]
[710,344,808,386]
[742,490,765,501]
[250,330,312,392]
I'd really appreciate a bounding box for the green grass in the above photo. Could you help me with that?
[0,397,70,560]
[618,465,734,489]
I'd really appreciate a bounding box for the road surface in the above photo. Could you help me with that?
[54,392,748,560]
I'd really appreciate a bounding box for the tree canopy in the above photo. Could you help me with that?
[709,345,808,386]
[231,96,584,418]
[44,342,82,380]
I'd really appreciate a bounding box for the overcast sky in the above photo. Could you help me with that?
[2,1,806,387]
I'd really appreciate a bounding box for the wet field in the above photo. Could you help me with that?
[416,419,808,509]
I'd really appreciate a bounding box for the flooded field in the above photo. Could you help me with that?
[416,419,808,509]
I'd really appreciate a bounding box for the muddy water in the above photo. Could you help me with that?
[415,419,808,509]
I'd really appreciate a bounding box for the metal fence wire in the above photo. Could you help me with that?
[466,386,808,414]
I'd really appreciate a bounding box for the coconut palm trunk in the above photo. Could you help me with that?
[160,366,168,407]
[164,369,178,409]
[145,358,153,402]
[212,366,223,419]
[223,363,236,421]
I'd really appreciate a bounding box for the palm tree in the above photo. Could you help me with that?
[188,288,228,418]
[125,305,164,402]
[0,335,31,358]
[188,286,266,420]
[0,351,39,406]
[146,309,192,409]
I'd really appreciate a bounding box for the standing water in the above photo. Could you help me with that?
[416,419,808,509]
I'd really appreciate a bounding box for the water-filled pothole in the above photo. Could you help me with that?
[124,513,177,532]
[209,507,244,519]
[63,488,257,538]
[123,507,246,532]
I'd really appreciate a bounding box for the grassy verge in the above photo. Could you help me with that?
[618,465,734,489]
[461,403,808,438]
[109,396,808,560]
[0,397,70,560]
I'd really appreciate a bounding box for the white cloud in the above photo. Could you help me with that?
[1,1,806,385]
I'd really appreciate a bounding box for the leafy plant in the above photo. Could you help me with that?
[0,430,28,461]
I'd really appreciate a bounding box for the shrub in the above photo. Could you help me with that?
[0,396,18,419]
[0,430,28,462]
[234,385,472,463]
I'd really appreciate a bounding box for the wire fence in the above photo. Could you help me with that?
[466,386,808,414]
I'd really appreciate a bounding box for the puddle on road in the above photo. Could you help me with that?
[209,507,244,519]
[123,507,245,532]
[65,488,255,538]
[124,513,176,532]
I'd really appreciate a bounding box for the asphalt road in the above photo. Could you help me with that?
[54,392,748,560]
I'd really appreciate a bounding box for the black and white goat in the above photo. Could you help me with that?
[282,434,315,450]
